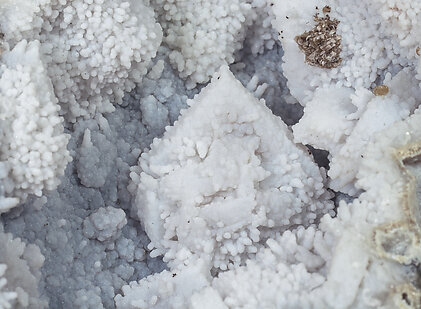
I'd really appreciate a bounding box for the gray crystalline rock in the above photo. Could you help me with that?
[83,206,127,242]
[0,50,190,306]
[140,95,170,137]
[76,128,117,189]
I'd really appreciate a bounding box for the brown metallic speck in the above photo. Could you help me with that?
[373,85,389,96]
[294,12,342,69]
[323,6,331,14]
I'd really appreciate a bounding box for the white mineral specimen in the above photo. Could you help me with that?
[0,0,163,122]
[151,0,278,88]
[293,70,421,194]
[327,70,421,194]
[151,0,252,88]
[199,111,421,308]
[115,260,210,309]
[130,66,333,271]
[120,111,421,308]
[371,0,421,83]
[271,0,418,104]
[1,0,421,308]
[0,51,197,307]
[272,1,421,195]
[244,0,278,55]
[0,265,16,309]
[0,0,45,45]
[0,228,47,308]
[197,226,330,309]
[0,40,71,210]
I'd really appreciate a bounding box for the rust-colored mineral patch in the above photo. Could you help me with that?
[295,11,342,69]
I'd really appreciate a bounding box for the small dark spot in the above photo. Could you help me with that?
[361,155,364,158]
[286,16,289,19]
[323,5,331,14]
[172,273,177,277]
[187,220,190,223]
[402,293,411,305]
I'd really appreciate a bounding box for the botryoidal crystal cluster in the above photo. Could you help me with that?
[0,0,421,308]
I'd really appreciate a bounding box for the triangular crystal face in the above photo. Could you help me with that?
[131,66,333,271]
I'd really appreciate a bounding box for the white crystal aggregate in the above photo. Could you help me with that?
[272,0,421,195]
[129,66,333,271]
[150,0,278,89]
[118,111,421,308]
[0,40,71,212]
[0,224,47,309]
[1,0,163,122]
[293,69,421,195]
[0,0,420,308]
